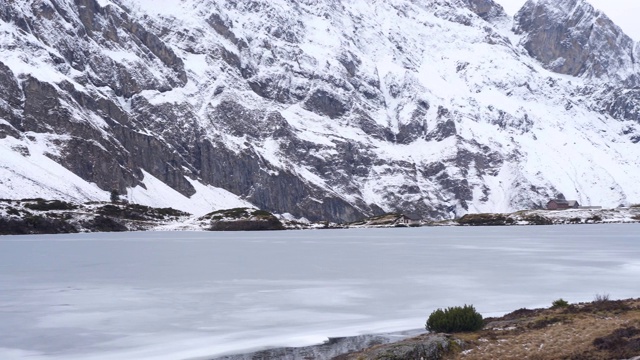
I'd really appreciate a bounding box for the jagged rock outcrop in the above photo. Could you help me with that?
[464,0,507,22]
[213,333,436,360]
[514,0,639,85]
[602,88,640,124]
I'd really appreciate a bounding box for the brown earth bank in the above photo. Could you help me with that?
[342,298,640,360]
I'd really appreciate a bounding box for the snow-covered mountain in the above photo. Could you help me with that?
[1,0,639,221]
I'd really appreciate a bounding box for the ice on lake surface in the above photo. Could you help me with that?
[1,225,639,359]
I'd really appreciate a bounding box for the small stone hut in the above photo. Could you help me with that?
[546,199,580,210]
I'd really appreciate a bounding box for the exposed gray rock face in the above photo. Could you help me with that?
[0,61,23,138]
[514,0,638,84]
[604,88,640,124]
[303,89,351,119]
[464,0,507,22]
[197,139,364,221]
[341,333,456,360]
[213,333,423,360]
[0,62,22,107]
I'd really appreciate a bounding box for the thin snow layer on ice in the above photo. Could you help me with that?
[1,225,639,360]
[128,170,252,216]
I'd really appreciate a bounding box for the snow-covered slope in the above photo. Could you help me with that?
[0,0,639,221]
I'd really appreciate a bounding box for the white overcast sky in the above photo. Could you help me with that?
[497,0,640,41]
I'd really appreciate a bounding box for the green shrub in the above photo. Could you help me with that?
[156,207,189,217]
[252,209,274,218]
[24,199,78,211]
[529,316,563,329]
[426,305,484,333]
[0,215,78,235]
[6,207,21,217]
[110,189,120,203]
[83,216,127,232]
[523,214,553,225]
[209,218,285,231]
[587,215,603,222]
[202,208,250,220]
[457,213,510,226]
[551,298,569,309]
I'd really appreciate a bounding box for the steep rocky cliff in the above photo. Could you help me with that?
[514,0,640,125]
[0,0,639,221]
[514,0,638,83]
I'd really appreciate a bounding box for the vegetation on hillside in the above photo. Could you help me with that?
[200,207,285,231]
[0,199,190,235]
[426,305,484,333]
[342,297,640,360]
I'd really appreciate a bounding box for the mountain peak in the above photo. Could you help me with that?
[514,0,638,84]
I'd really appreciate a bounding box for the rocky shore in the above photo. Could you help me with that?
[0,199,287,234]
[1,198,639,235]
[215,298,640,360]
[211,330,426,360]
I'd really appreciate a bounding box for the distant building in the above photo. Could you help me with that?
[396,215,422,226]
[546,199,580,210]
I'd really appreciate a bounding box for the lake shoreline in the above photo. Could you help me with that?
[2,198,639,236]
[213,298,640,360]
[210,329,426,360]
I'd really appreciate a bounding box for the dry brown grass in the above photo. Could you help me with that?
[339,299,640,360]
[450,299,640,360]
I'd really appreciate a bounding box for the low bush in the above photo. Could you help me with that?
[0,215,78,235]
[499,308,538,321]
[5,207,21,217]
[253,209,274,218]
[426,305,484,333]
[156,207,189,217]
[209,218,285,231]
[563,299,630,314]
[457,213,512,226]
[98,204,144,220]
[552,298,570,309]
[98,204,187,221]
[202,208,251,220]
[24,199,78,211]
[521,214,553,225]
[594,293,610,303]
[82,216,127,232]
[529,316,563,329]
[587,215,602,222]
[593,326,640,358]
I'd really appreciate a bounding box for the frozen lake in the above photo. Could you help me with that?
[1,225,639,359]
